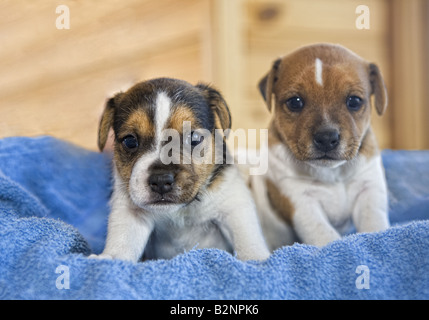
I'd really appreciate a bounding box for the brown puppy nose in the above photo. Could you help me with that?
[313,129,340,152]
[149,173,174,195]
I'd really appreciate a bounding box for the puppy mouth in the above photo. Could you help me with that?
[148,198,176,205]
[149,191,200,205]
[310,150,343,161]
[142,198,186,212]
[314,155,337,161]
[147,194,178,205]
[307,153,347,168]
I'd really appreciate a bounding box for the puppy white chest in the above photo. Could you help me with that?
[302,181,352,232]
[143,202,233,260]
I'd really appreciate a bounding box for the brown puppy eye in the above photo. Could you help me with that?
[122,135,138,150]
[285,96,305,112]
[346,96,364,111]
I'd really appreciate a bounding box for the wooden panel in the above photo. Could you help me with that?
[1,43,203,150]
[244,0,387,34]
[1,0,425,152]
[0,0,206,96]
[0,0,210,150]
[390,0,429,149]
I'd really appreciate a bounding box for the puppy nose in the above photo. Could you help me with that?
[313,130,340,152]
[148,173,174,195]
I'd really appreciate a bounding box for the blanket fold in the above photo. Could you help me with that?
[0,136,428,299]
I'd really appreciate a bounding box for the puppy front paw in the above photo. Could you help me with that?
[88,253,113,260]
[312,232,341,247]
[236,247,271,261]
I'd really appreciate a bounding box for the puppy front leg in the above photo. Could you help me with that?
[90,193,154,262]
[223,209,270,261]
[352,160,390,233]
[352,184,389,233]
[97,208,154,262]
[221,191,270,261]
[293,201,341,247]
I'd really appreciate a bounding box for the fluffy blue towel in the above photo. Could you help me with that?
[0,136,428,299]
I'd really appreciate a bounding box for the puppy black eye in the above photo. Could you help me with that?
[346,96,364,111]
[185,131,204,147]
[122,135,138,150]
[285,96,305,112]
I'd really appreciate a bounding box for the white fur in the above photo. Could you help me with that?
[155,91,172,147]
[315,58,323,86]
[252,142,389,249]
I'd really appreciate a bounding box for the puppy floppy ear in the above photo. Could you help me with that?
[258,58,281,112]
[369,63,388,116]
[98,93,121,151]
[196,83,232,131]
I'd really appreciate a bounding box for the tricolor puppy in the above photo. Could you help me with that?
[252,43,390,249]
[92,78,269,262]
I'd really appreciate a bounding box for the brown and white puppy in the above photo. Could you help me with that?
[251,43,390,249]
[91,78,269,262]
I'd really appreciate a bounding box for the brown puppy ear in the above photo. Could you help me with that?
[196,83,232,132]
[258,58,281,112]
[369,63,388,116]
[98,94,121,151]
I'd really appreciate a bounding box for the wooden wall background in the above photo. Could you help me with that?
[0,0,428,151]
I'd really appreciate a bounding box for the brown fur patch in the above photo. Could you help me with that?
[113,150,136,185]
[369,63,388,115]
[266,178,295,225]
[188,133,217,192]
[359,127,379,159]
[267,121,283,148]
[168,105,197,132]
[118,109,154,140]
[173,138,218,202]
[98,97,117,151]
[173,163,206,203]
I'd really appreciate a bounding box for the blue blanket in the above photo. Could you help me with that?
[0,136,428,299]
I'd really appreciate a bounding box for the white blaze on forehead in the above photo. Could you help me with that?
[128,91,172,206]
[155,91,172,149]
[315,58,323,86]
